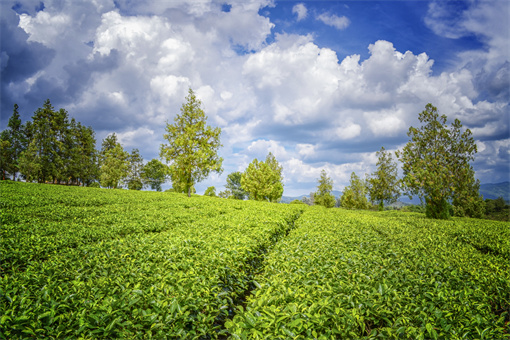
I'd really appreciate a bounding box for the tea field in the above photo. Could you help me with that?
[1,181,509,339]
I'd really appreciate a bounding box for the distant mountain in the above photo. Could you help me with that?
[479,182,509,201]
[280,195,308,204]
[280,191,342,204]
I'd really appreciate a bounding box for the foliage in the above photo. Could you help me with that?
[227,207,510,339]
[160,88,223,197]
[241,152,284,203]
[218,189,232,199]
[204,186,217,197]
[397,103,479,219]
[0,104,25,180]
[290,199,306,205]
[225,171,247,200]
[2,181,509,339]
[313,169,336,208]
[485,197,510,221]
[0,131,12,180]
[0,181,304,339]
[125,148,144,190]
[141,159,168,191]
[401,204,426,214]
[452,176,485,218]
[340,172,371,210]
[67,118,98,185]
[1,101,97,185]
[367,147,400,211]
[99,134,129,189]
[17,140,41,182]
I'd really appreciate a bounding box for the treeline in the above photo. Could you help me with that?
[0,100,168,190]
[206,104,487,220]
[0,95,494,221]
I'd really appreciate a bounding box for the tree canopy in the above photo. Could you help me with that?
[225,171,247,200]
[313,169,336,208]
[397,103,481,219]
[99,133,129,189]
[241,152,284,202]
[340,172,370,210]
[1,101,98,185]
[160,88,223,197]
[142,159,169,191]
[367,147,400,211]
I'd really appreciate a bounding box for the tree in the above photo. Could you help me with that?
[313,169,336,208]
[142,159,168,191]
[2,104,25,180]
[451,168,485,218]
[27,99,55,182]
[160,88,223,197]
[367,147,400,211]
[126,149,144,190]
[0,131,12,180]
[18,140,41,182]
[67,119,98,186]
[396,103,480,219]
[204,186,217,197]
[225,171,247,200]
[218,189,232,198]
[301,192,315,206]
[241,152,284,202]
[340,172,370,210]
[99,134,129,189]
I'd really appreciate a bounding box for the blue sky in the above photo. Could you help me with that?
[1,0,509,196]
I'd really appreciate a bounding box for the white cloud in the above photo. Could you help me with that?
[425,1,509,100]
[365,108,406,137]
[19,11,71,46]
[296,144,315,158]
[333,122,362,140]
[150,75,191,106]
[316,12,350,30]
[6,1,508,194]
[115,127,157,151]
[247,139,289,161]
[292,3,307,21]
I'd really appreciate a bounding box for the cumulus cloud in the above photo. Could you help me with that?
[1,0,507,194]
[425,1,510,102]
[292,3,307,21]
[316,12,350,30]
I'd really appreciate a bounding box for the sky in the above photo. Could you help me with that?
[1,0,509,196]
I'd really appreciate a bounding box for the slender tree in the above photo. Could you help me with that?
[340,172,370,210]
[126,148,144,190]
[314,169,336,208]
[99,134,129,189]
[73,122,98,186]
[160,88,223,197]
[0,132,12,180]
[367,147,400,211]
[4,104,25,180]
[18,140,41,182]
[397,103,480,219]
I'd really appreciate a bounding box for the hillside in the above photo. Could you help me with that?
[1,181,509,339]
[480,182,510,201]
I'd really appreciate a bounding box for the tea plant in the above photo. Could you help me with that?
[227,208,510,339]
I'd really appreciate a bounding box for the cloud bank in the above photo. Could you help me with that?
[1,0,508,195]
